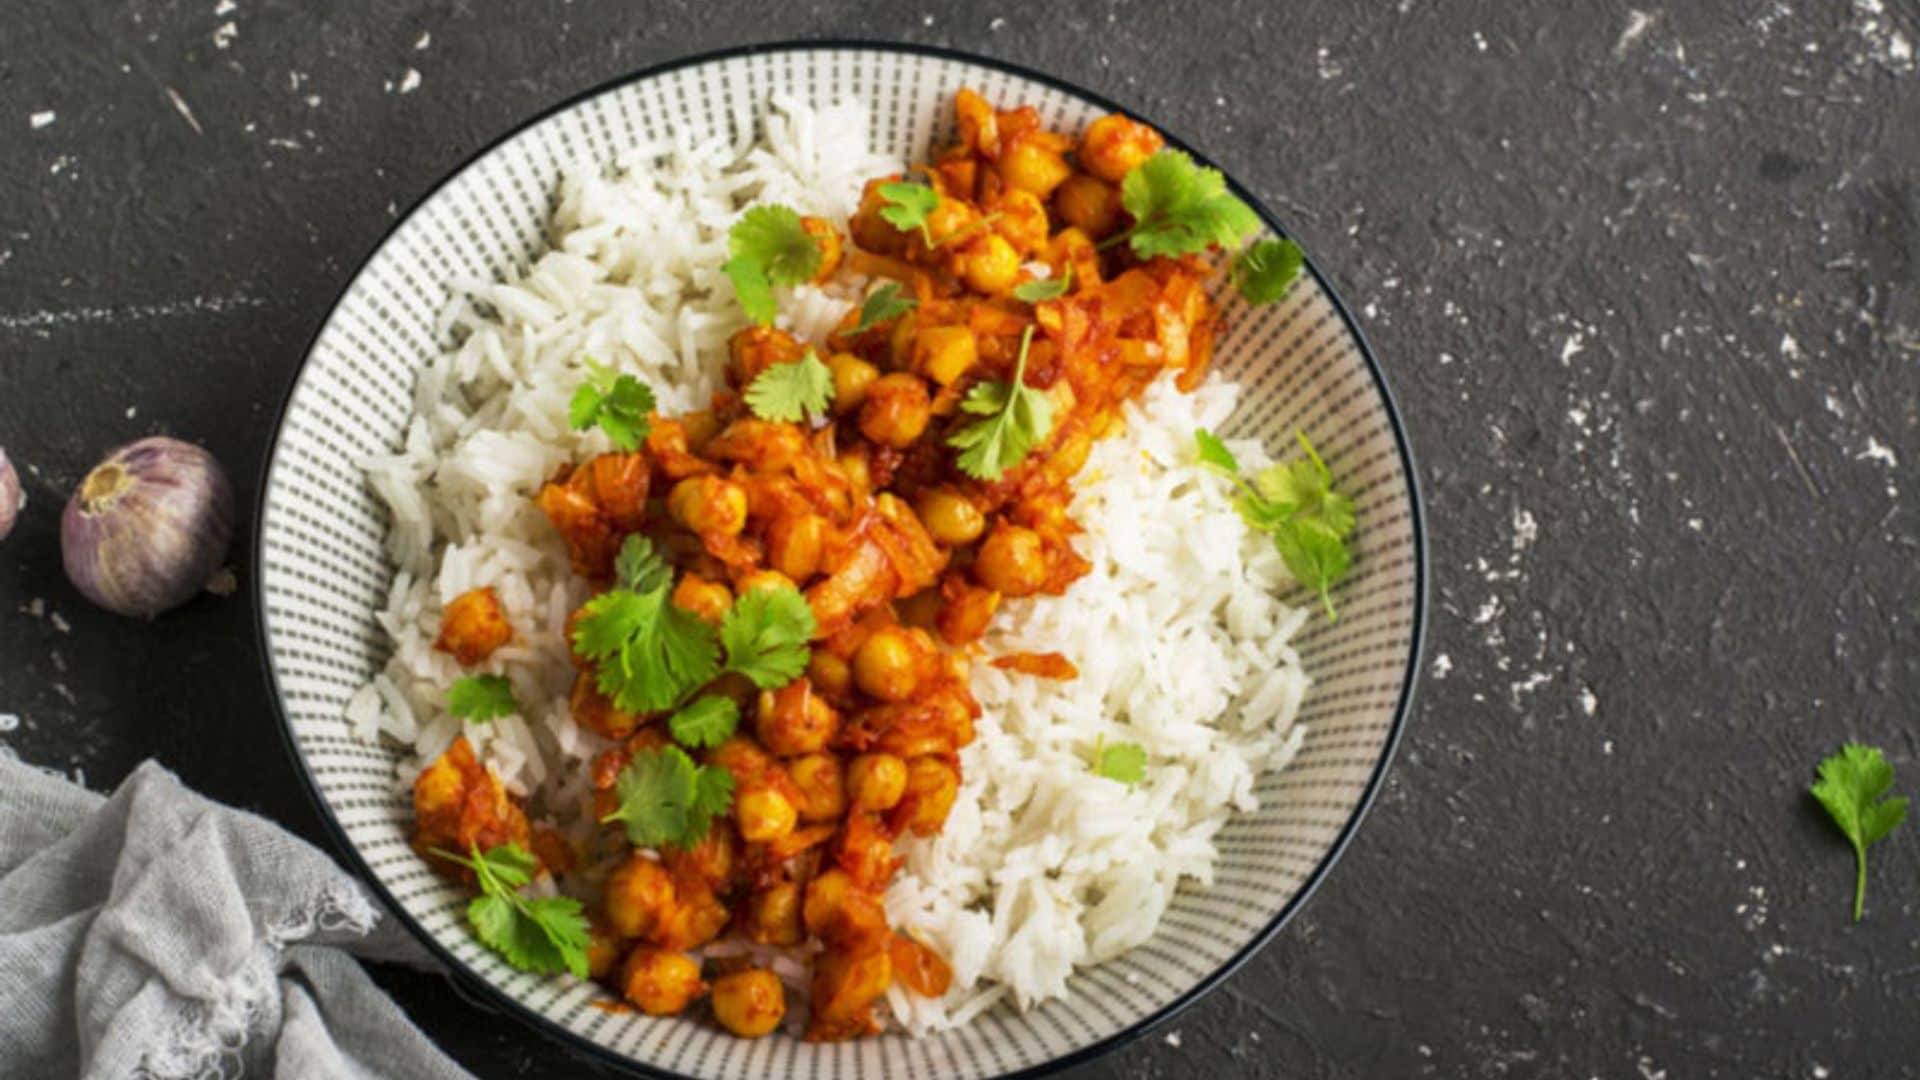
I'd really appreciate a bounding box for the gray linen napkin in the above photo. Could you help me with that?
[0,754,472,1079]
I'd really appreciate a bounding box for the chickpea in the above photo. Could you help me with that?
[671,573,732,627]
[924,197,978,247]
[993,188,1051,256]
[711,969,787,1038]
[828,352,880,413]
[652,883,732,952]
[755,680,839,757]
[836,450,872,493]
[892,756,961,836]
[802,868,856,938]
[853,626,922,703]
[787,752,848,821]
[620,947,705,1016]
[741,883,804,946]
[585,922,623,980]
[958,233,1021,296]
[1078,113,1164,185]
[850,178,909,255]
[800,216,843,282]
[911,324,979,387]
[735,786,799,843]
[663,823,736,892]
[667,475,748,536]
[604,854,675,940]
[955,88,999,154]
[766,513,827,582]
[974,523,1048,597]
[570,672,640,740]
[1053,173,1123,239]
[999,138,1074,198]
[808,650,852,698]
[729,325,806,389]
[846,753,909,812]
[914,487,985,546]
[735,569,796,597]
[857,373,932,449]
[434,587,512,666]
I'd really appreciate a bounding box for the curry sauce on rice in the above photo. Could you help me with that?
[355,89,1332,1042]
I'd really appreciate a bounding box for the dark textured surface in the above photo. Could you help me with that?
[3,1,1918,1076]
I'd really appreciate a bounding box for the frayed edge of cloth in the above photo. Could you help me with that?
[133,879,380,1080]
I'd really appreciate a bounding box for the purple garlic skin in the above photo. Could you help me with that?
[62,437,234,618]
[0,448,20,540]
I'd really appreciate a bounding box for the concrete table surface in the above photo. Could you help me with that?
[3,1,1917,1076]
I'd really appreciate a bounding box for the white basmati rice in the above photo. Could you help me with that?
[354,96,1307,1033]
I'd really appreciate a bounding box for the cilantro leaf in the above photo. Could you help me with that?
[1195,428,1355,621]
[724,204,822,326]
[1114,150,1260,259]
[855,282,917,332]
[603,746,733,850]
[744,348,835,423]
[434,843,589,978]
[1234,238,1304,305]
[668,694,740,749]
[688,765,736,842]
[719,585,818,688]
[1249,434,1356,541]
[878,181,940,246]
[1811,743,1908,922]
[948,325,1055,481]
[572,560,721,714]
[1271,519,1351,622]
[725,256,778,327]
[568,360,655,451]
[604,745,697,846]
[448,675,518,722]
[1092,736,1148,785]
[613,534,672,594]
[1011,265,1071,304]
[1193,428,1241,474]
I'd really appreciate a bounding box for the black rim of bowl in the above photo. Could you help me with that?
[253,37,1429,1080]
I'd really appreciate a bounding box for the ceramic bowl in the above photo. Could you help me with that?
[256,40,1425,1080]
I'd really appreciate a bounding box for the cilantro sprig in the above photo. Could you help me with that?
[431,843,591,978]
[877,181,940,246]
[572,536,819,716]
[1233,239,1304,305]
[448,675,518,722]
[948,325,1055,481]
[568,360,655,451]
[1012,265,1071,304]
[1091,735,1148,786]
[1810,743,1908,922]
[573,536,721,714]
[1195,429,1355,621]
[602,745,736,850]
[718,585,817,688]
[1106,150,1259,260]
[744,348,835,423]
[854,282,917,332]
[668,694,741,749]
[723,204,823,326]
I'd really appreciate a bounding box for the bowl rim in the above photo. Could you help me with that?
[252,36,1428,1080]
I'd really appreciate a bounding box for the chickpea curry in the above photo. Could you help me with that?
[411,89,1307,1042]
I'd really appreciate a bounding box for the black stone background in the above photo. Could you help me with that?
[3,1,1918,1076]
